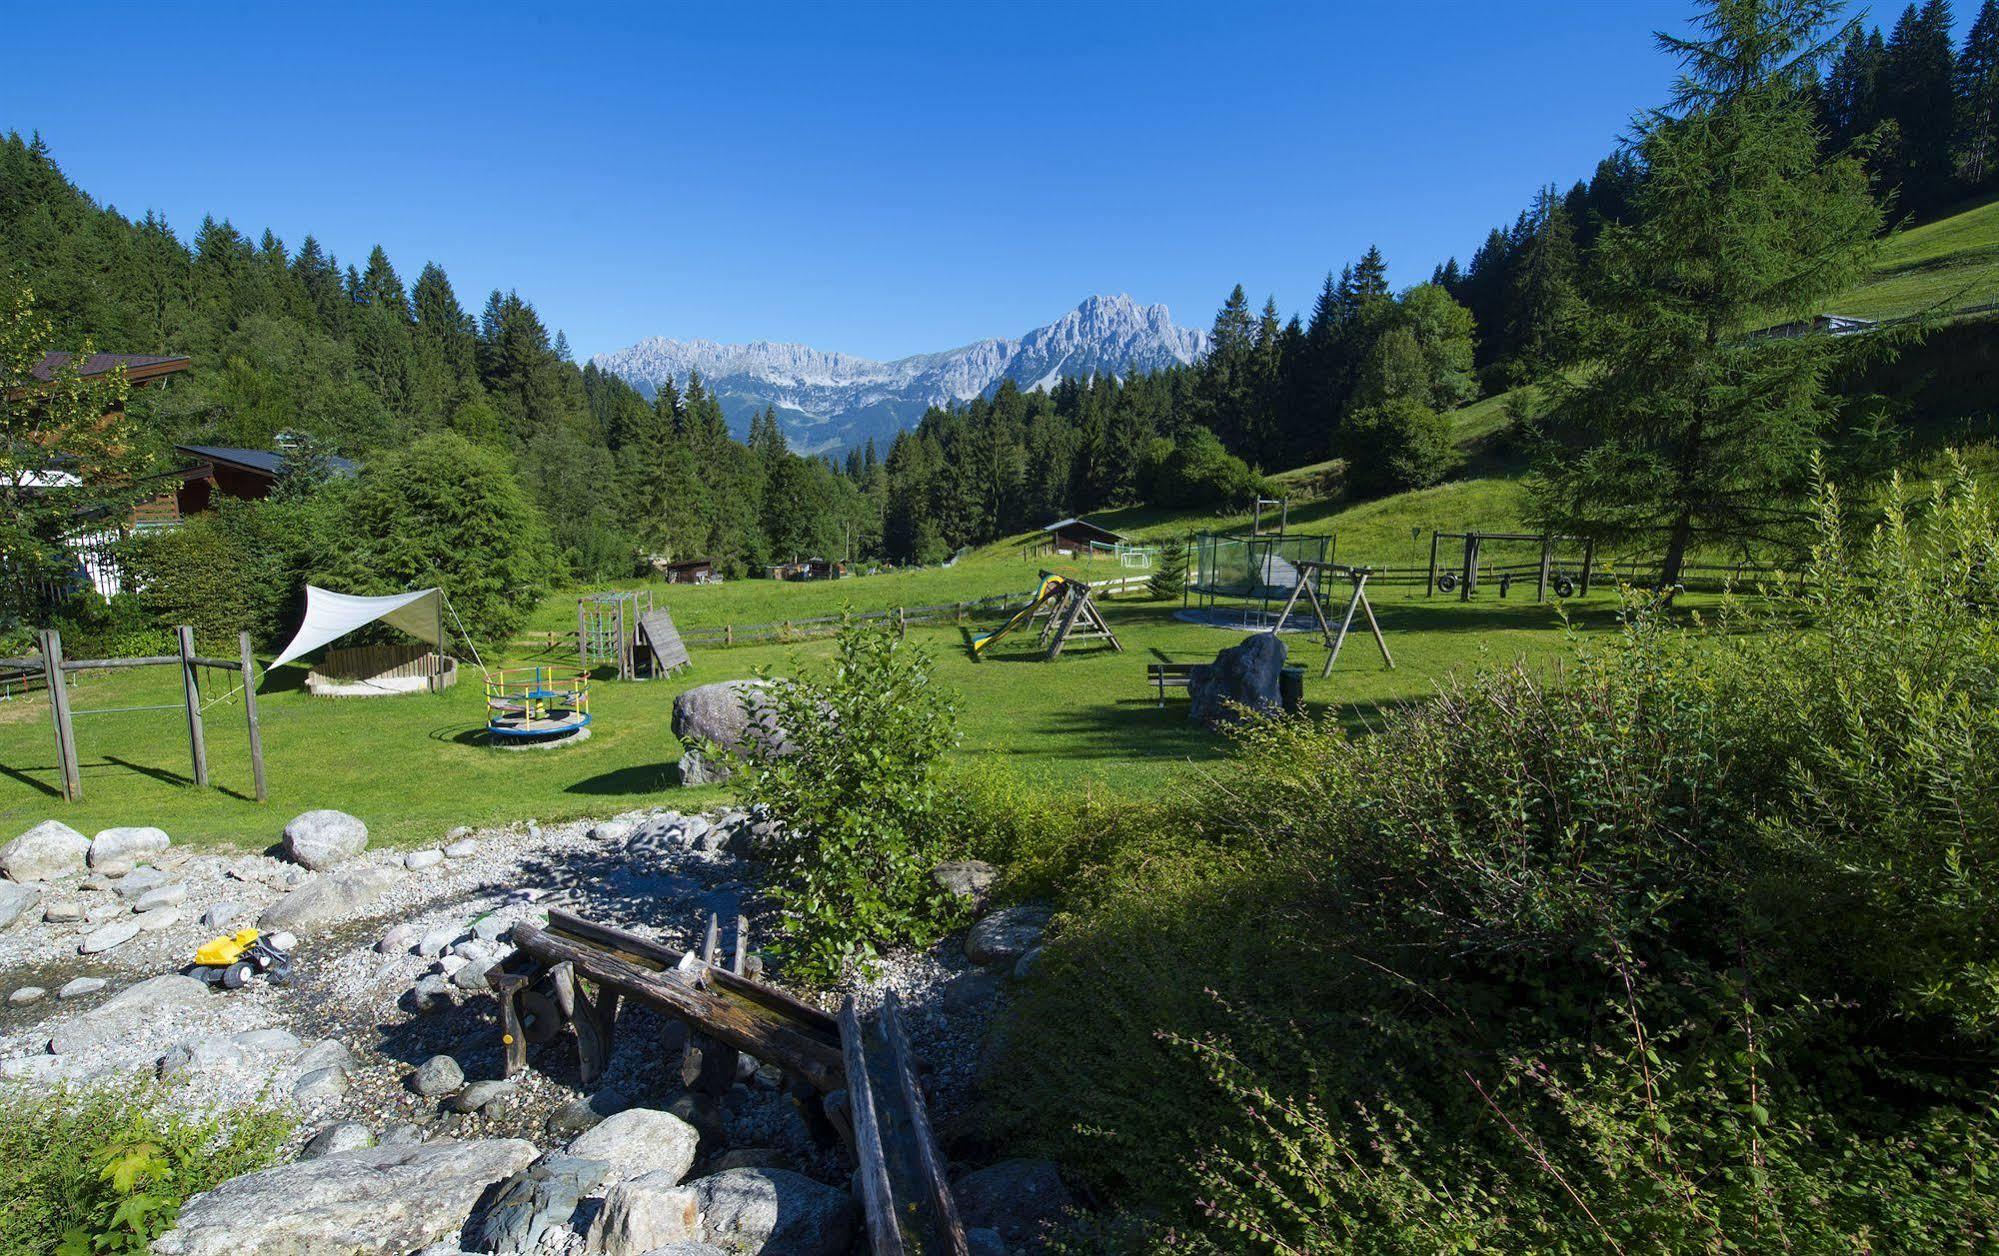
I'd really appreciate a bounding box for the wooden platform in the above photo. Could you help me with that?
[637,608,691,676]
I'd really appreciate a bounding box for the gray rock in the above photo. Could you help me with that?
[472,914,510,943]
[159,1036,246,1076]
[379,1122,424,1147]
[114,866,173,899]
[77,916,143,954]
[663,1093,724,1143]
[1013,946,1044,981]
[281,809,369,870]
[943,968,1005,1012]
[708,1148,793,1174]
[932,859,998,908]
[633,1246,729,1256]
[965,905,1052,967]
[444,838,479,859]
[1187,631,1289,728]
[234,1027,302,1053]
[670,681,793,787]
[1,820,90,882]
[545,1090,632,1140]
[565,1108,700,1186]
[257,864,396,933]
[293,1065,348,1103]
[412,973,456,1013]
[0,881,42,929]
[447,1079,515,1114]
[40,898,81,924]
[149,1137,537,1256]
[57,975,105,999]
[410,1054,465,1097]
[589,1170,701,1255]
[476,1151,610,1253]
[83,900,127,924]
[48,974,209,1054]
[692,1168,855,1256]
[966,1227,1008,1256]
[133,881,186,912]
[376,921,421,954]
[404,848,445,871]
[200,901,243,929]
[136,906,181,933]
[296,1038,353,1073]
[418,925,461,957]
[9,986,45,1005]
[954,1159,1073,1245]
[88,826,170,870]
[451,959,495,991]
[300,1122,375,1159]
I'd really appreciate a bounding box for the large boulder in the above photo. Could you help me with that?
[475,1151,609,1253]
[965,904,1052,968]
[670,682,790,786]
[89,826,171,870]
[954,1159,1073,1246]
[565,1107,700,1186]
[1187,632,1288,729]
[692,1169,855,1256]
[282,810,369,870]
[586,1170,701,1255]
[258,864,396,933]
[1,820,90,882]
[50,974,211,1055]
[150,1137,537,1256]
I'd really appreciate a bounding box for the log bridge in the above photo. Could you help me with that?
[504,908,968,1255]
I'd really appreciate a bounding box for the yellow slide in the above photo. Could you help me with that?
[970,574,1069,657]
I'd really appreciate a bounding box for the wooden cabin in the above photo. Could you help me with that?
[1041,516,1128,557]
[658,557,716,584]
[768,557,844,582]
[170,444,359,520]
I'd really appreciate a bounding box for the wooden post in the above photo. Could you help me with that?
[897,607,906,639]
[1426,532,1440,598]
[725,624,734,647]
[1580,538,1596,596]
[177,626,209,788]
[1461,534,1477,602]
[238,632,267,802]
[1537,535,1553,603]
[41,630,80,803]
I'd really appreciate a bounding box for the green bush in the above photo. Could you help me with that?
[0,1082,291,1255]
[984,460,1999,1250]
[323,431,554,651]
[1338,397,1459,498]
[123,493,343,652]
[730,620,966,982]
[1138,429,1268,508]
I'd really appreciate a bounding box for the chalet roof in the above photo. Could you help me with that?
[32,352,192,386]
[1041,516,1127,542]
[175,444,360,479]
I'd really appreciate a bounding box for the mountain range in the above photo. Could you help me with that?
[591,294,1210,454]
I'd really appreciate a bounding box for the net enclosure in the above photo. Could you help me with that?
[1183,532,1333,629]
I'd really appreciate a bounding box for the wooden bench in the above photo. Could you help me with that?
[1148,662,1197,706]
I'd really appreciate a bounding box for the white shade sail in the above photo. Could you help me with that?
[268,585,444,671]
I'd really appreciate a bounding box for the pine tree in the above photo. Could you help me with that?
[1960,0,1999,190]
[1880,0,1960,216]
[1531,0,1883,587]
[1505,185,1583,380]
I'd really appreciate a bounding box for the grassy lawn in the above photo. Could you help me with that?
[0,573,1699,851]
[1837,194,1999,320]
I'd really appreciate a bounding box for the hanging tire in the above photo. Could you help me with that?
[1436,572,1458,592]
[1554,575,1576,598]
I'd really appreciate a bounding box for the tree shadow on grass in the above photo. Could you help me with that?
[565,763,683,795]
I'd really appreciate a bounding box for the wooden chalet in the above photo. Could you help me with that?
[657,557,716,584]
[168,444,359,520]
[1041,516,1128,557]
[768,557,844,582]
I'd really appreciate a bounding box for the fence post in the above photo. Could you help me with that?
[176,626,209,788]
[897,607,906,639]
[40,630,80,803]
[240,631,267,803]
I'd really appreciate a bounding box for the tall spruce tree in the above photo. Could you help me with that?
[1506,185,1584,380]
[1530,0,1883,586]
[1880,0,1960,216]
[1960,0,1999,190]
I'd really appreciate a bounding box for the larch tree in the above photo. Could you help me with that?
[1528,0,1884,587]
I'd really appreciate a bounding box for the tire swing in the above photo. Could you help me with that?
[1435,571,1459,593]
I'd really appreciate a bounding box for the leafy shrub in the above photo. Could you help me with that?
[1338,397,1459,497]
[323,431,554,650]
[0,1081,291,1255]
[985,461,1999,1250]
[123,493,343,651]
[1138,429,1268,508]
[731,620,965,983]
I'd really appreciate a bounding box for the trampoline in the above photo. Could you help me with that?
[1183,532,1332,627]
[486,666,592,745]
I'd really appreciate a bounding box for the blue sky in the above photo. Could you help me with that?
[1,0,1877,361]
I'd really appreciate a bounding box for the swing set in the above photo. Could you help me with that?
[969,573,1123,661]
[1266,561,1396,677]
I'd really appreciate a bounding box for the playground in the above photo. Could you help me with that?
[0,532,1721,850]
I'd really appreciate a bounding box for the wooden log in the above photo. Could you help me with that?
[494,971,529,1078]
[572,976,617,1086]
[514,920,844,1093]
[841,997,901,1255]
[733,915,748,977]
[239,632,266,803]
[41,630,80,803]
[175,627,208,788]
[881,992,970,1254]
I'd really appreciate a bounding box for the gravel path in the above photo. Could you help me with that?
[0,808,1012,1181]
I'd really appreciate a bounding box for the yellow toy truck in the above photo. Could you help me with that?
[191,928,296,989]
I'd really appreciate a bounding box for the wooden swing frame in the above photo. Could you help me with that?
[1267,561,1395,677]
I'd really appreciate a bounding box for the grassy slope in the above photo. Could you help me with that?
[1837,194,1999,320]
